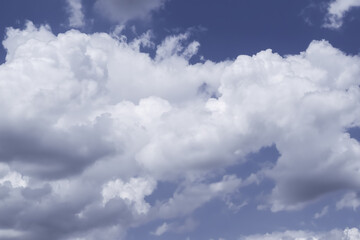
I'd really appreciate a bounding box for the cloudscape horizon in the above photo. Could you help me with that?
[0,0,360,239]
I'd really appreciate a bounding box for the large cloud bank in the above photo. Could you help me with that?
[1,22,360,239]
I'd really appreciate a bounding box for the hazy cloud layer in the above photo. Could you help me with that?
[241,227,360,240]
[1,22,360,239]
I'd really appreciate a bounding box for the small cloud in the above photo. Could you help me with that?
[151,222,169,236]
[314,205,329,219]
[94,0,167,24]
[151,218,198,236]
[66,0,85,28]
[102,177,156,215]
[323,0,360,29]
[336,192,360,211]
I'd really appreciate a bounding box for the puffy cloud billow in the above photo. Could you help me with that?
[0,22,360,239]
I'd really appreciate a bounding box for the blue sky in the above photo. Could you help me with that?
[0,0,360,240]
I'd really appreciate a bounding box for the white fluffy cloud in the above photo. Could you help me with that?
[1,22,360,239]
[102,177,156,214]
[240,227,360,240]
[324,0,360,29]
[94,0,166,23]
[0,163,28,188]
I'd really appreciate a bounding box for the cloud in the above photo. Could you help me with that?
[94,0,166,23]
[0,229,26,239]
[102,177,156,214]
[314,205,329,219]
[66,0,85,28]
[324,0,360,29]
[0,163,28,188]
[152,175,242,219]
[1,22,360,239]
[155,33,200,61]
[240,227,360,240]
[151,218,198,236]
[152,222,169,236]
[336,191,360,210]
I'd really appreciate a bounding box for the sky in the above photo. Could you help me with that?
[0,0,360,239]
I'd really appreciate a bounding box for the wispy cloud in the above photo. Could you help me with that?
[314,205,329,219]
[66,0,85,28]
[240,227,360,240]
[94,0,167,23]
[324,0,360,29]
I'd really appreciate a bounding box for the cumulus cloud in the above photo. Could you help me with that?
[66,0,85,28]
[0,163,28,188]
[240,227,360,240]
[102,177,156,214]
[1,22,360,239]
[94,0,166,23]
[324,0,360,29]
